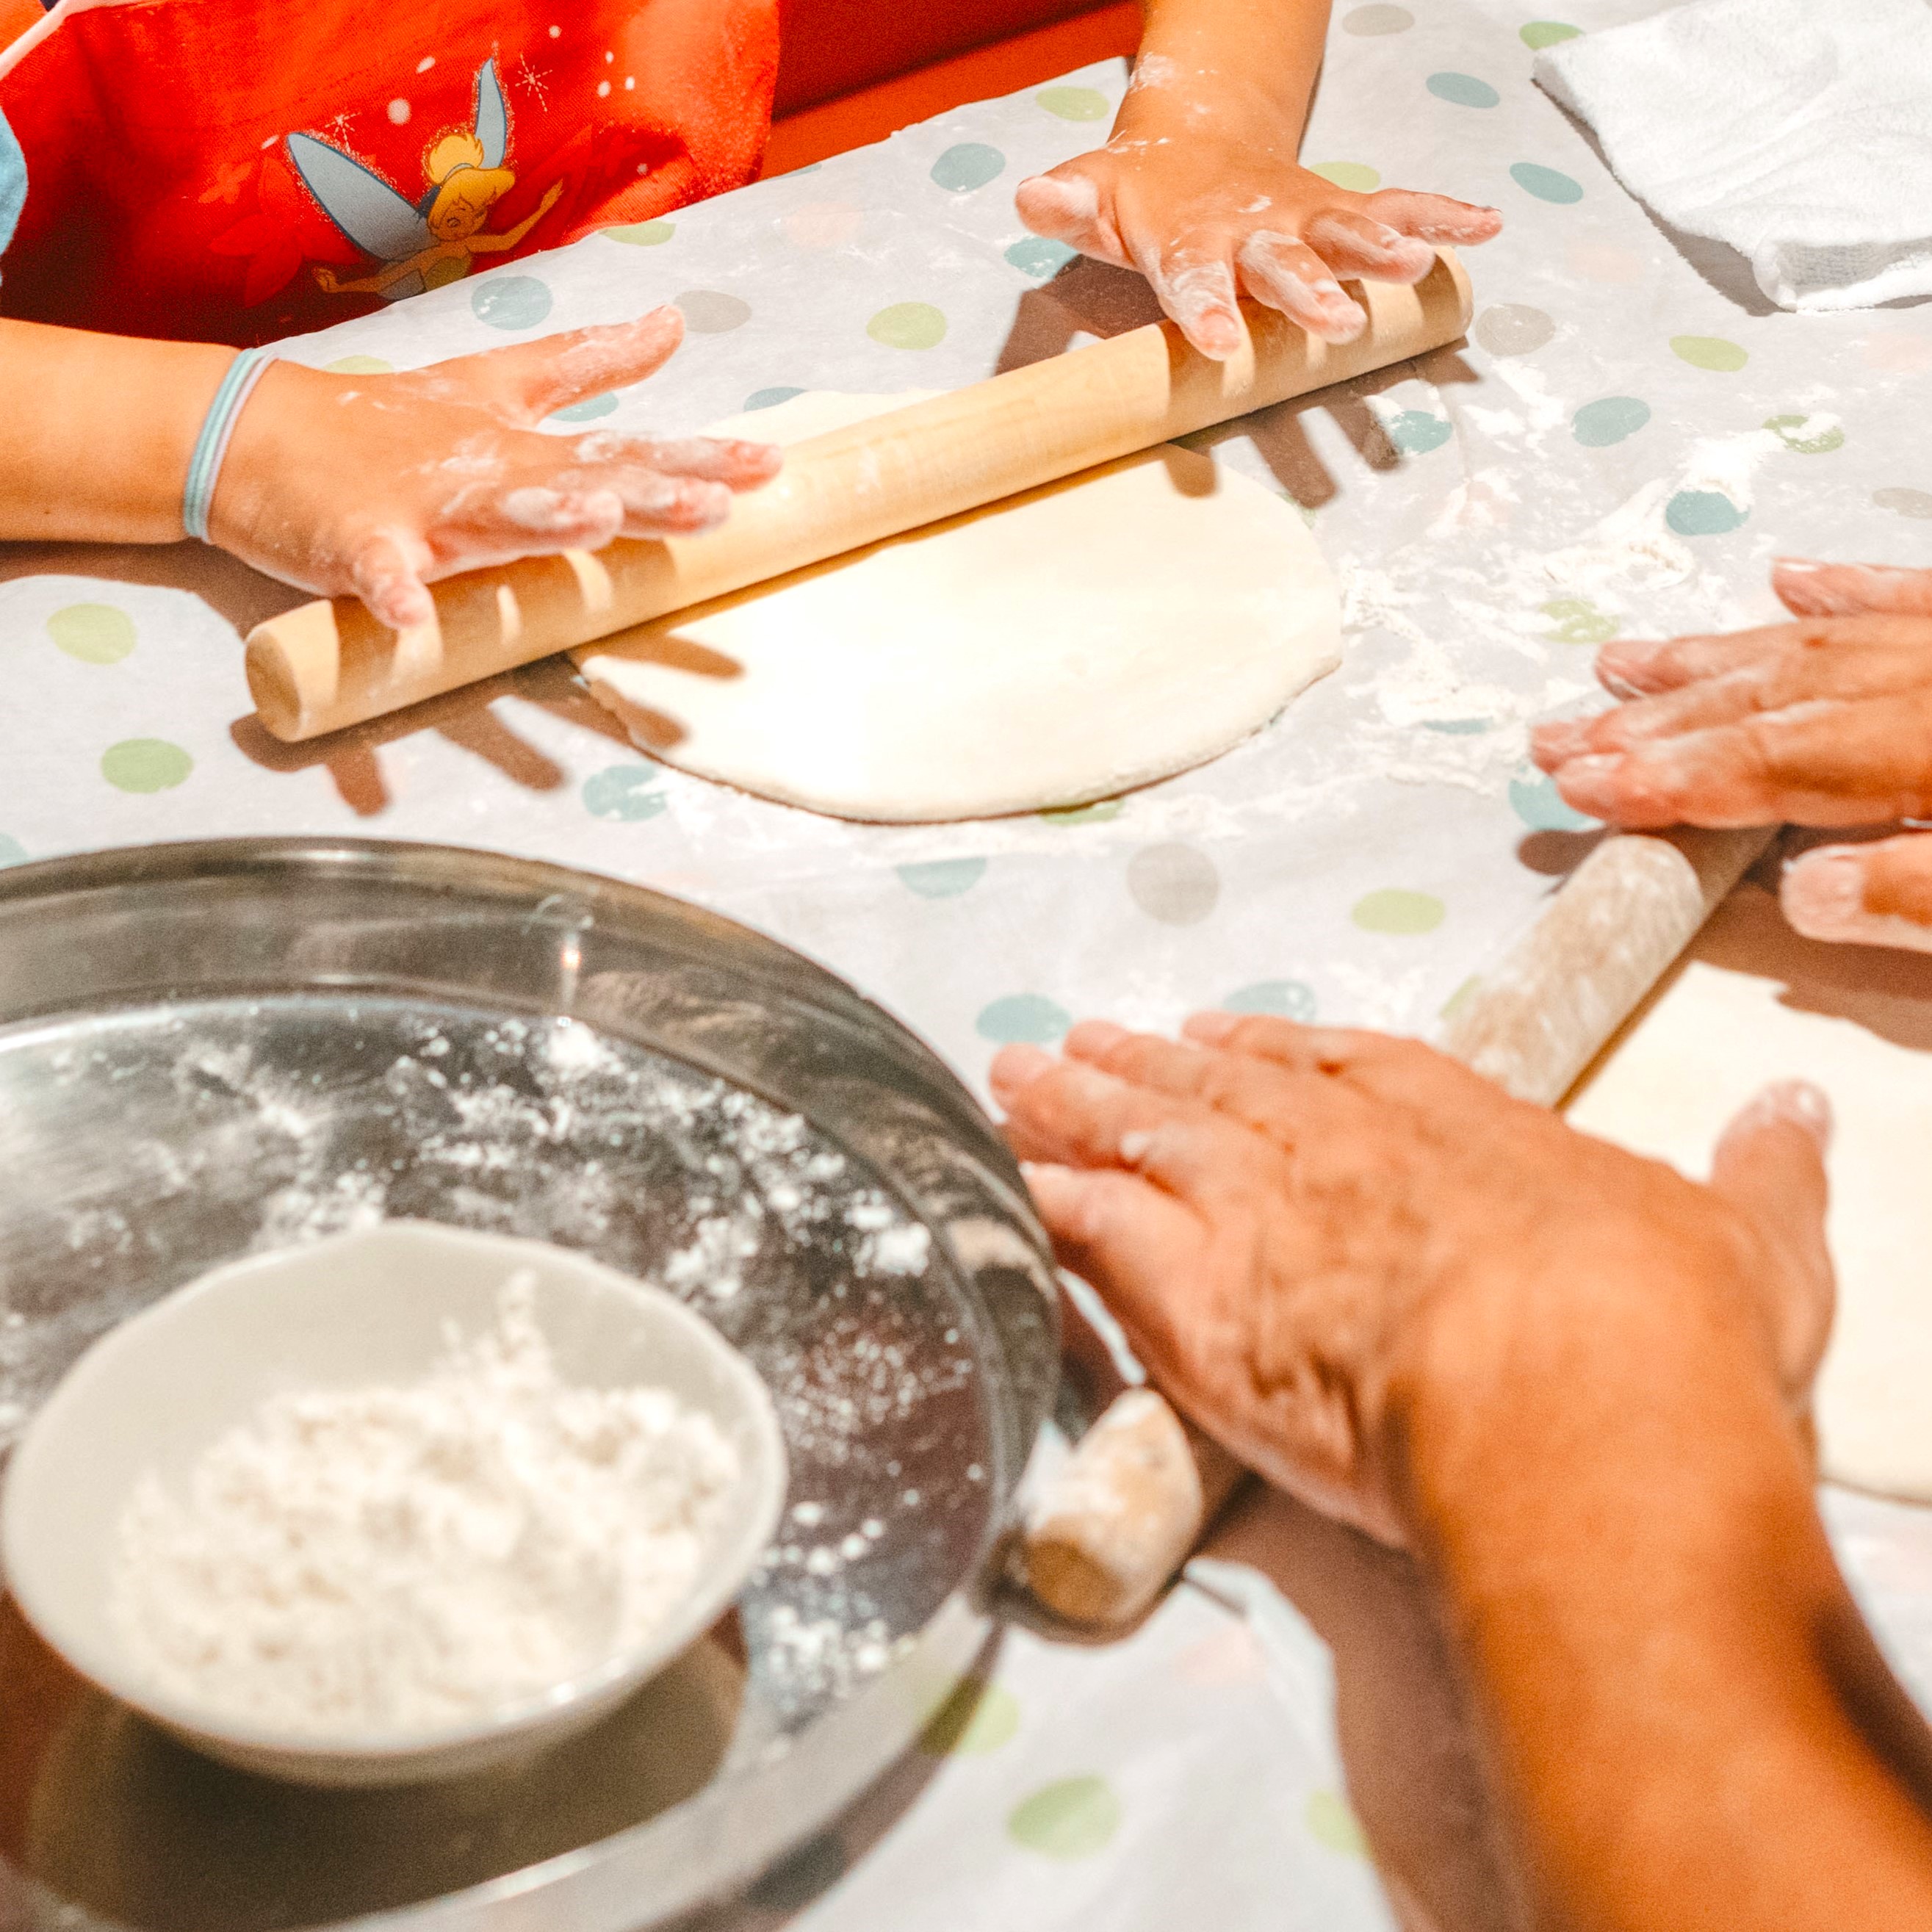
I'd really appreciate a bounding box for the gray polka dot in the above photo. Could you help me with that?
[676,290,752,334]
[1874,486,1932,520]
[1128,844,1220,926]
[1474,304,1555,356]
[1342,3,1413,32]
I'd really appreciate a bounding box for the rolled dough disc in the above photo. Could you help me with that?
[574,392,1342,823]
[1564,882,1932,1502]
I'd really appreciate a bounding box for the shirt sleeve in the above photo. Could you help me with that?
[0,109,24,268]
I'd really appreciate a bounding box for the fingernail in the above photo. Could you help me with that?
[1546,752,1625,814]
[1182,1009,1239,1042]
[1064,1019,1130,1057]
[989,1044,1054,1097]
[1759,1078,1835,1152]
[1119,1129,1153,1165]
[1781,847,1867,940]
[1529,720,1590,765]
[1774,557,1823,574]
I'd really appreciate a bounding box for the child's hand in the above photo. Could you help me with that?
[1019,134,1500,358]
[212,304,779,631]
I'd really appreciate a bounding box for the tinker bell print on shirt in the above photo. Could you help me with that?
[286,59,561,302]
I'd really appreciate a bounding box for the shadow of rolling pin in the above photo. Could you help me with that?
[1018,823,1776,1629]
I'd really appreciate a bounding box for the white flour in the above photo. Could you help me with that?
[112,1273,739,1737]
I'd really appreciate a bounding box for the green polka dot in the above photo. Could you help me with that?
[1573,396,1651,447]
[919,1678,1020,1754]
[1342,2,1412,30]
[582,765,666,821]
[101,739,192,793]
[1670,334,1748,372]
[897,857,987,898]
[1765,413,1844,455]
[47,602,136,665]
[1510,162,1583,203]
[744,386,806,411]
[1306,1789,1368,1856]
[1006,236,1077,278]
[603,220,675,246]
[1666,489,1747,536]
[1037,85,1110,122]
[550,393,618,422]
[1222,979,1317,1021]
[1009,1776,1121,1859]
[1510,770,1596,832]
[1427,72,1500,108]
[323,353,393,374]
[471,276,552,330]
[0,835,26,867]
[1875,486,1932,519]
[1439,975,1481,1021]
[1520,20,1582,48]
[1039,798,1123,825]
[1387,409,1452,454]
[1128,843,1219,925]
[1542,596,1618,644]
[1352,888,1443,935]
[931,142,1006,192]
[1309,161,1381,192]
[868,302,948,350]
[976,994,1070,1045]
[748,1834,847,1911]
[678,290,751,334]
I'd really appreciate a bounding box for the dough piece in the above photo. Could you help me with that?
[575,392,1342,823]
[1564,882,1932,1501]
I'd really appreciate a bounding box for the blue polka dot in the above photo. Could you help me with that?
[550,393,619,423]
[976,994,1071,1045]
[1510,162,1584,204]
[1222,980,1318,1021]
[1510,771,1597,832]
[1387,410,1452,454]
[1423,717,1491,735]
[931,143,1006,193]
[1665,490,1748,536]
[1572,397,1651,447]
[471,276,553,329]
[1005,236,1078,279]
[0,835,25,867]
[1427,71,1501,107]
[582,765,666,821]
[743,386,807,411]
[898,857,987,898]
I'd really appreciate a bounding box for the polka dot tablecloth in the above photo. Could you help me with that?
[4,1,1931,1922]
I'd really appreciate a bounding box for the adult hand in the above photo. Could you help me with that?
[1015,57,1499,358]
[212,305,779,631]
[1532,561,1932,950]
[992,1014,1832,1544]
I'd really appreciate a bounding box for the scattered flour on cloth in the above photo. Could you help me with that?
[112,1272,739,1737]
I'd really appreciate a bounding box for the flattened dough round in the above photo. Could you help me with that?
[575,392,1342,823]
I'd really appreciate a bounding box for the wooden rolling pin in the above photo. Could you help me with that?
[1019,823,1776,1627]
[246,254,1474,740]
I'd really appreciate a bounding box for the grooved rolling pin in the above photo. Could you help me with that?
[1019,823,1776,1627]
[246,254,1474,740]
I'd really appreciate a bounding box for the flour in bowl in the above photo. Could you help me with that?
[111,1272,740,1737]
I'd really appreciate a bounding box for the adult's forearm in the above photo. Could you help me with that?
[0,320,231,544]
[1393,1267,1932,1932]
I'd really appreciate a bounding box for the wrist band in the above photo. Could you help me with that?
[181,346,276,543]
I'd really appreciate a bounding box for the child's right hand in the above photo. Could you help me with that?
[212,304,779,631]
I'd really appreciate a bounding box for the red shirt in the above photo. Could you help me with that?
[0,0,776,345]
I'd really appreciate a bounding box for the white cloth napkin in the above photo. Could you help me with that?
[1535,0,1932,313]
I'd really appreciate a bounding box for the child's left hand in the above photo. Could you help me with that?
[1017,88,1500,358]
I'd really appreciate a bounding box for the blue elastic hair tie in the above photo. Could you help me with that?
[181,347,276,542]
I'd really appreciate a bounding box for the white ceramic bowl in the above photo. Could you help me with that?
[0,1221,787,1788]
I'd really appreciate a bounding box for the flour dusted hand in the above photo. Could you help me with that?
[112,1273,739,1736]
[212,306,779,632]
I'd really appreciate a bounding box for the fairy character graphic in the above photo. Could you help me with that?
[287,60,561,302]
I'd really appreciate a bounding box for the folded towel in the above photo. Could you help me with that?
[1535,0,1932,313]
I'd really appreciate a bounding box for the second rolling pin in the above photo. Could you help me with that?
[1019,823,1777,1627]
[246,256,1472,740]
